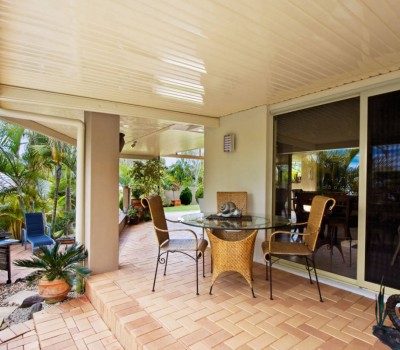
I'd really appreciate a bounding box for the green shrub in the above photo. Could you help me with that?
[195,185,204,203]
[180,187,192,205]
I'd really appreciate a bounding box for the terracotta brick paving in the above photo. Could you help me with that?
[0,213,394,349]
[86,218,392,349]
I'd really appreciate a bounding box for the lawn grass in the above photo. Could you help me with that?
[163,204,200,212]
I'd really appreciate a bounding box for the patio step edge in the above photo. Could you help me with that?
[86,274,185,350]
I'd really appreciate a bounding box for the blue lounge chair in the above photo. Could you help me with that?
[23,213,55,252]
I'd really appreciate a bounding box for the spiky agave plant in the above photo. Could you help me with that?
[375,277,388,329]
[14,241,91,287]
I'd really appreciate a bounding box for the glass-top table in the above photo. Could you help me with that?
[179,212,290,231]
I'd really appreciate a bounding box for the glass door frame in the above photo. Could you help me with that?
[268,79,400,294]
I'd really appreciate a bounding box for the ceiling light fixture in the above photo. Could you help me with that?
[131,140,137,148]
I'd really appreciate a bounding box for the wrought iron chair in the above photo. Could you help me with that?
[142,195,208,295]
[23,213,55,252]
[327,193,351,264]
[262,195,335,302]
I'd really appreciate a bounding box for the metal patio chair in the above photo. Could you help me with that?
[262,195,335,302]
[142,195,208,295]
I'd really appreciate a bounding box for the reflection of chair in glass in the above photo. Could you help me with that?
[275,188,289,217]
[391,224,400,267]
[23,213,55,252]
[327,194,351,264]
[262,195,335,302]
[142,195,208,295]
[290,190,315,242]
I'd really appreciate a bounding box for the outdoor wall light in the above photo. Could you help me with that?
[224,134,235,152]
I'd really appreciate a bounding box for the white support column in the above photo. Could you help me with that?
[122,186,130,213]
[84,112,120,274]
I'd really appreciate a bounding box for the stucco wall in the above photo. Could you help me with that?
[204,105,269,263]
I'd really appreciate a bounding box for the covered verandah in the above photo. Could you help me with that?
[0,213,387,349]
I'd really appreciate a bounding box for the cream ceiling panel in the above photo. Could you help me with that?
[1,0,400,157]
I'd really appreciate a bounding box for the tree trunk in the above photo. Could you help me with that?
[51,164,62,234]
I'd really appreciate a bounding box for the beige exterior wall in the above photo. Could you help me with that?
[204,105,268,263]
[84,112,120,274]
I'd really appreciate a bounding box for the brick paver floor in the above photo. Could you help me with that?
[0,211,393,349]
[87,214,391,349]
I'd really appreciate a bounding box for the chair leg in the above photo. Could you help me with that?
[269,255,273,300]
[306,256,323,302]
[202,251,205,278]
[163,251,169,276]
[152,248,161,292]
[196,253,199,296]
[305,257,313,284]
[265,262,269,281]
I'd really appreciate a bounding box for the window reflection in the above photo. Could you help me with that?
[274,97,360,279]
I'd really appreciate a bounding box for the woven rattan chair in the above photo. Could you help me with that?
[207,192,249,273]
[262,195,335,302]
[217,192,247,215]
[142,195,208,295]
[209,191,257,297]
[208,228,258,297]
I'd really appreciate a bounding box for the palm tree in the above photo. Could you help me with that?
[0,123,47,216]
[0,196,24,240]
[30,134,75,234]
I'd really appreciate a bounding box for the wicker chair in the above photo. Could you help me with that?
[142,195,208,295]
[208,228,258,297]
[209,191,257,297]
[209,192,249,263]
[262,195,335,302]
[217,192,247,215]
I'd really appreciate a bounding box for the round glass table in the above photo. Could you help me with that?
[179,212,290,297]
[179,212,290,232]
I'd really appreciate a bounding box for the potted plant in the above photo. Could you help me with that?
[14,242,91,303]
[127,206,139,225]
[171,183,181,206]
[195,185,204,211]
[130,183,144,209]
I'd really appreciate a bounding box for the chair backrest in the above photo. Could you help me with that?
[24,213,46,237]
[330,193,351,221]
[141,195,169,246]
[217,192,247,215]
[304,195,336,251]
[275,188,289,217]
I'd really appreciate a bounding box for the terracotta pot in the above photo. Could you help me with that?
[38,278,71,304]
[131,198,142,209]
[172,200,181,206]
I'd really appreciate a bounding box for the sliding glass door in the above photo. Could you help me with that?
[274,97,360,279]
[366,90,400,289]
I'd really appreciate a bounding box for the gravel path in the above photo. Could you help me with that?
[0,277,82,327]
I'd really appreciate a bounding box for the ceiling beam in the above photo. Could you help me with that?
[0,116,77,145]
[0,85,220,128]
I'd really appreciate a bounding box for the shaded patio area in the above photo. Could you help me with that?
[0,212,390,349]
[87,213,387,349]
